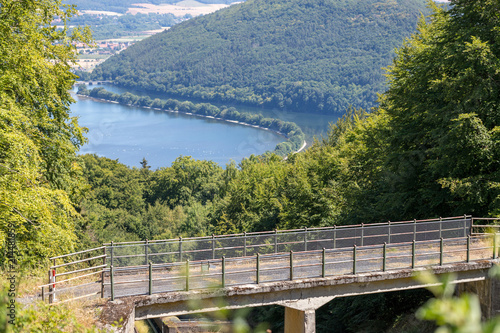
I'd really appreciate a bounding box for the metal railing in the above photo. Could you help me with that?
[104,233,497,300]
[105,215,472,268]
[38,246,106,304]
[41,215,500,304]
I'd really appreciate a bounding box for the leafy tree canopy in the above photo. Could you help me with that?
[0,0,91,265]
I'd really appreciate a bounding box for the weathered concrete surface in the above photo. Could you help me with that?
[457,276,500,319]
[102,260,497,332]
[100,298,135,333]
[284,308,315,333]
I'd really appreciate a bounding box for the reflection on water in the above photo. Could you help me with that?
[85,84,341,140]
[71,89,285,169]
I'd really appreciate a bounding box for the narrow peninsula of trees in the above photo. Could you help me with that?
[78,85,305,156]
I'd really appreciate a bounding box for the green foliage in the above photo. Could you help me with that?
[415,271,500,333]
[0,0,92,265]
[92,0,428,114]
[0,284,101,332]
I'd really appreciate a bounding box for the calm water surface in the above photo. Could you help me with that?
[71,89,285,169]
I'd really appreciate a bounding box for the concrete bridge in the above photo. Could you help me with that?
[40,216,500,332]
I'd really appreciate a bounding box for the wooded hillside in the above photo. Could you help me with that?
[93,0,428,114]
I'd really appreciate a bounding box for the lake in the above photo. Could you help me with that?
[71,84,340,169]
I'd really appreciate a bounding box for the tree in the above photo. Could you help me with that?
[0,0,92,264]
[370,0,500,220]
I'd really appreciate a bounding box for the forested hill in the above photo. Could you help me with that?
[92,0,429,114]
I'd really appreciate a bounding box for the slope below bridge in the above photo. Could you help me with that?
[40,216,500,332]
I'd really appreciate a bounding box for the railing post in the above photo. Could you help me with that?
[185,260,190,291]
[463,215,467,238]
[290,251,294,281]
[412,240,416,269]
[333,225,337,249]
[361,223,364,246]
[101,247,106,298]
[439,217,442,239]
[48,269,53,304]
[149,261,153,295]
[145,239,149,266]
[244,232,247,257]
[322,248,326,278]
[304,227,308,251]
[222,256,226,288]
[388,221,391,244]
[110,265,115,301]
[383,242,387,272]
[494,233,498,260]
[353,245,357,274]
[179,237,183,262]
[110,241,114,267]
[413,219,417,241]
[212,234,215,259]
[256,253,260,284]
[41,286,45,302]
[274,229,278,254]
[467,235,471,263]
[440,237,444,266]
[52,269,56,302]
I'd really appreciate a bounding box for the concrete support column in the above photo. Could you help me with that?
[456,278,500,319]
[284,307,315,333]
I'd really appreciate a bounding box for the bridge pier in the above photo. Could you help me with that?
[457,277,500,319]
[284,308,316,333]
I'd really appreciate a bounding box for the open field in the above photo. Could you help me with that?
[127,2,230,16]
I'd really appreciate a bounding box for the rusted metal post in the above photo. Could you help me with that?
[149,261,153,295]
[290,251,294,280]
[353,245,357,274]
[145,239,149,266]
[41,286,45,302]
[439,217,442,239]
[185,260,190,291]
[322,248,326,278]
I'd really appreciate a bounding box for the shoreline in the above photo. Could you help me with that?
[79,94,307,155]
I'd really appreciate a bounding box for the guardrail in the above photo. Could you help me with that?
[41,215,500,304]
[105,233,497,299]
[105,216,472,268]
[39,246,106,304]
